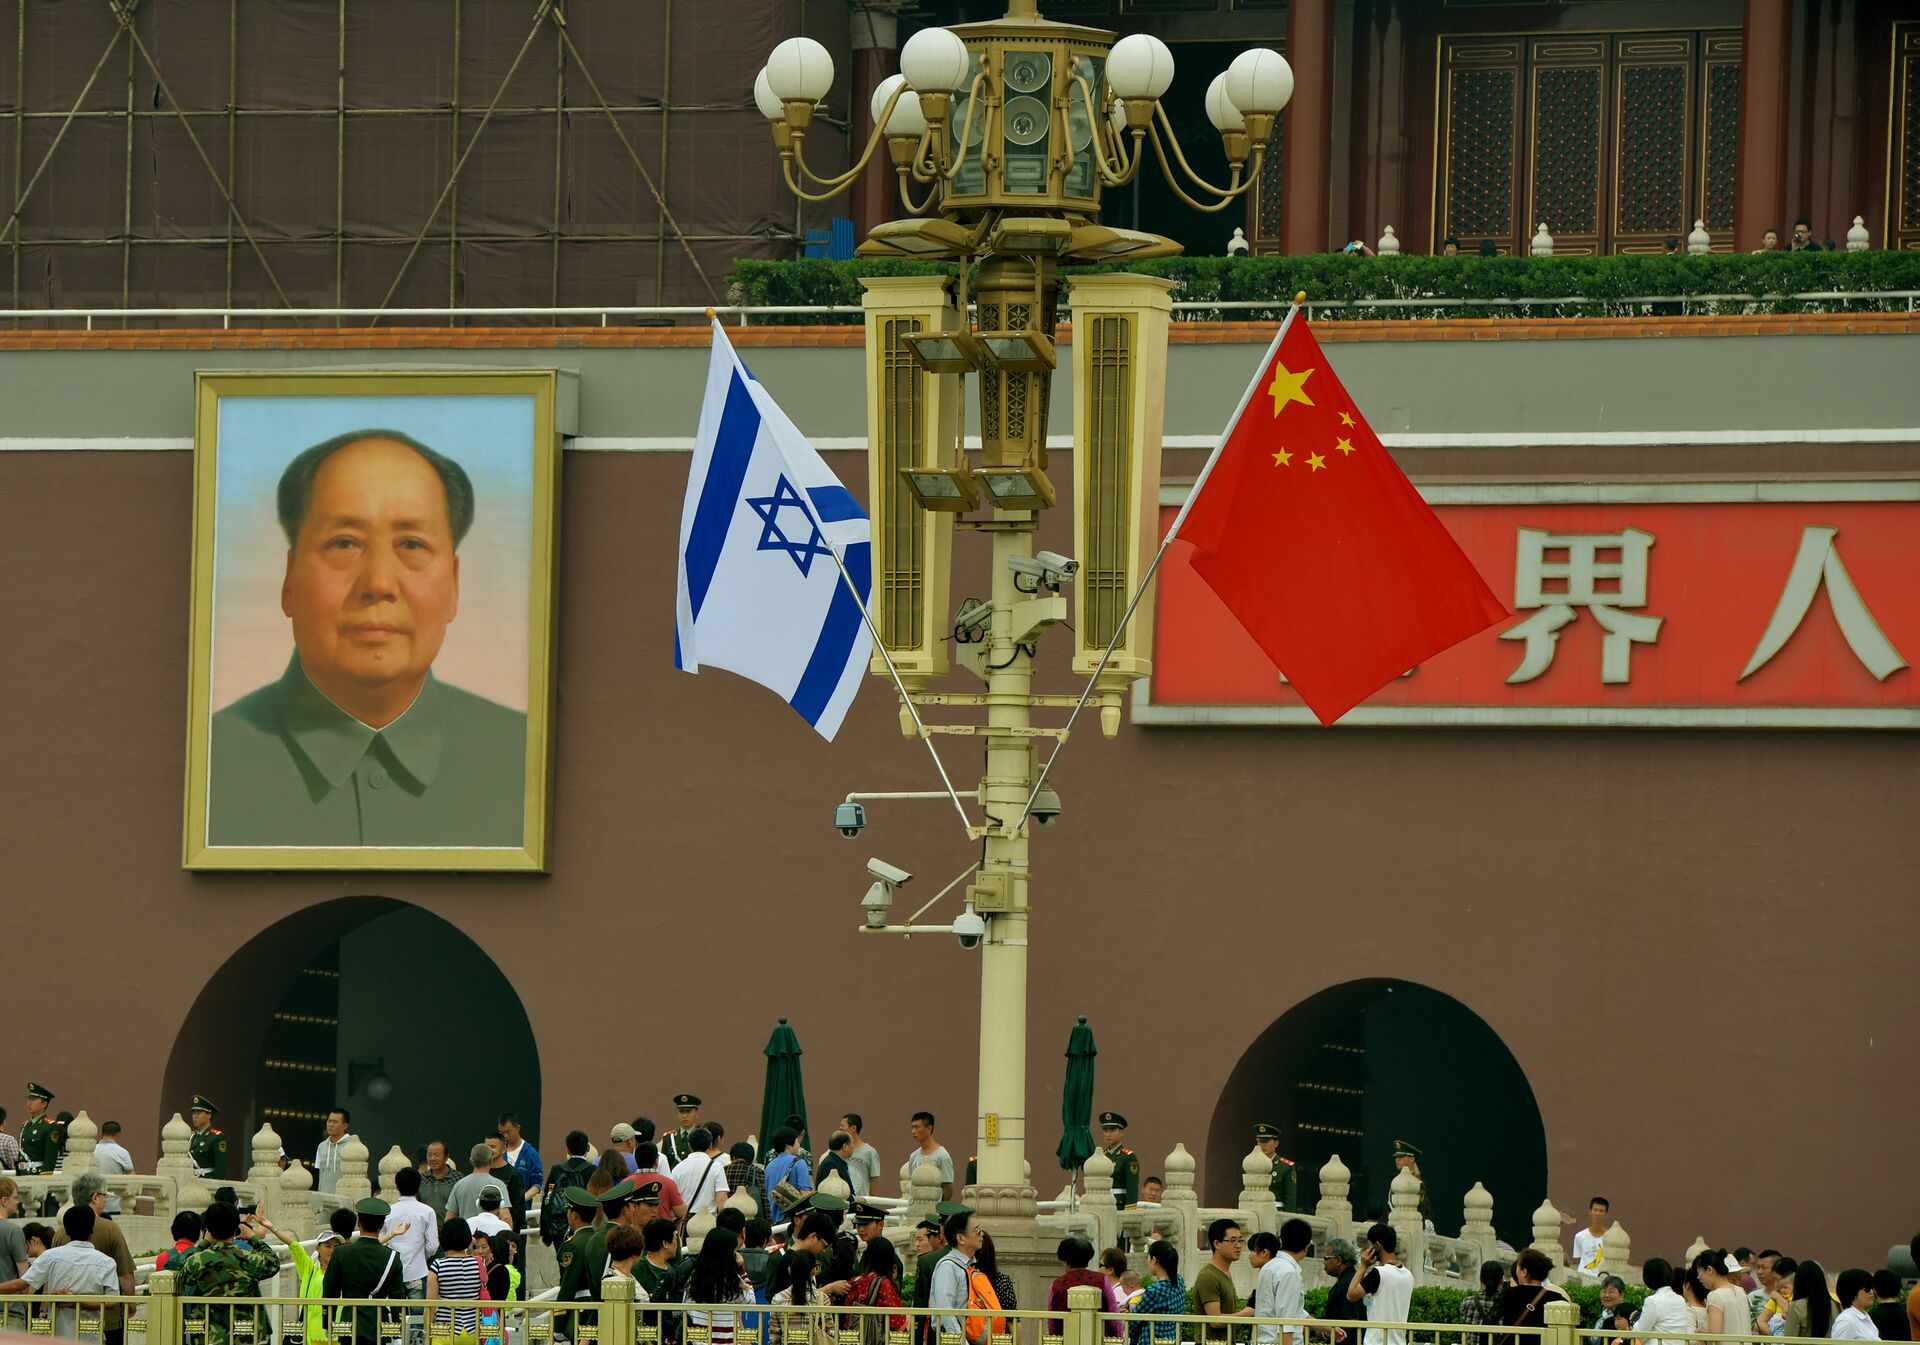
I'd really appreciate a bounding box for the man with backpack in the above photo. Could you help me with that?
[540,1131,597,1249]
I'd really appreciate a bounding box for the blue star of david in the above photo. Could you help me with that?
[745,475,832,576]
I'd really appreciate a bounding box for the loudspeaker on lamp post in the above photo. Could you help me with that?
[1067,273,1175,735]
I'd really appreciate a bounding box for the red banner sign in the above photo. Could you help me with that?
[1142,484,1920,727]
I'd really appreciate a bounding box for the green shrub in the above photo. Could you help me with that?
[727,250,1920,322]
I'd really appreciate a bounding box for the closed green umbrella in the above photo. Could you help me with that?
[759,1017,809,1162]
[1056,1015,1097,1174]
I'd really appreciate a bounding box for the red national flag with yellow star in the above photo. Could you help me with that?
[1174,314,1507,725]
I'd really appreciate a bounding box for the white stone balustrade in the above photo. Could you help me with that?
[1532,1198,1566,1272]
[248,1124,284,1222]
[377,1144,410,1200]
[1315,1153,1354,1249]
[335,1136,373,1203]
[1238,1144,1276,1235]
[726,1181,759,1218]
[817,1169,852,1203]
[1080,1146,1119,1252]
[156,1112,196,1193]
[1601,1222,1632,1275]
[278,1161,316,1241]
[1461,1182,1496,1264]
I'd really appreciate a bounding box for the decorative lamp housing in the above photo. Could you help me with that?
[1065,274,1174,719]
[765,37,835,103]
[753,70,784,122]
[871,74,928,137]
[1224,48,1293,114]
[860,277,965,695]
[901,27,974,93]
[1204,74,1244,132]
[1105,33,1174,100]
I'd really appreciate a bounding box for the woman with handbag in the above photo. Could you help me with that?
[770,1249,834,1345]
[689,1228,753,1345]
[847,1237,907,1345]
[764,1129,814,1223]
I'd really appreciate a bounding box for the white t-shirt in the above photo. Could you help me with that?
[24,1240,119,1336]
[468,1212,512,1238]
[907,1145,954,1187]
[847,1142,882,1200]
[1361,1261,1414,1345]
[1571,1228,1606,1278]
[94,1140,134,1214]
[672,1151,731,1212]
[1253,1254,1305,1345]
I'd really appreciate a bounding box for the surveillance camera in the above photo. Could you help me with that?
[861,880,893,929]
[1008,552,1079,590]
[952,905,987,950]
[1030,782,1062,827]
[834,801,867,839]
[867,857,912,887]
[953,596,992,643]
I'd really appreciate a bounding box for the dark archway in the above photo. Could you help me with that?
[164,898,540,1174]
[1207,979,1545,1247]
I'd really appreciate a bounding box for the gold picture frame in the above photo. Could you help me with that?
[182,369,562,871]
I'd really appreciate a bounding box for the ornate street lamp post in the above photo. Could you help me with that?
[759,0,1292,1227]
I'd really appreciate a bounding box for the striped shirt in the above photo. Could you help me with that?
[430,1254,485,1333]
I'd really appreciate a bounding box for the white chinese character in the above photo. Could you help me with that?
[1739,525,1907,681]
[1501,526,1663,684]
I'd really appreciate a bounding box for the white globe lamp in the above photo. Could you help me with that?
[765,37,835,104]
[1204,73,1245,132]
[1225,48,1293,114]
[753,69,784,123]
[1106,33,1175,101]
[871,74,928,138]
[900,27,973,93]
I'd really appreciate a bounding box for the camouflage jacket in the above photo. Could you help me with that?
[180,1240,281,1345]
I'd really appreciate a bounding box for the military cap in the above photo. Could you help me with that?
[1392,1139,1422,1159]
[630,1179,666,1204]
[673,1093,701,1109]
[933,1200,970,1218]
[915,1215,942,1231]
[851,1201,887,1224]
[809,1192,848,1213]
[565,1186,603,1210]
[783,1194,814,1219]
[599,1178,637,1204]
[190,1095,218,1115]
[356,1197,391,1217]
[1098,1112,1127,1130]
[26,1082,52,1102]
[1252,1123,1282,1141]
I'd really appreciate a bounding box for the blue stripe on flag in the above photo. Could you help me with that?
[684,372,760,620]
[790,541,871,727]
[806,484,864,523]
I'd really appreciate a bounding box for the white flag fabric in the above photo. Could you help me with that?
[675,321,872,739]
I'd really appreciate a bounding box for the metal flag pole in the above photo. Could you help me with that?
[1012,298,1304,829]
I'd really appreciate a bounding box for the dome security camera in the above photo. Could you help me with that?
[834,801,867,838]
[952,906,987,950]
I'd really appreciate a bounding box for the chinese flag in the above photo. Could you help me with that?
[1175,315,1507,725]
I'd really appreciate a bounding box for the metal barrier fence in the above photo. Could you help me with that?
[0,289,1915,329]
[0,1284,1858,1345]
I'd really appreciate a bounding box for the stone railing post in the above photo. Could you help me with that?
[817,1170,853,1204]
[686,1205,717,1255]
[905,1154,943,1223]
[1460,1183,1496,1266]
[1238,1146,1275,1234]
[278,1163,316,1241]
[1544,1297,1580,1345]
[1315,1155,1354,1248]
[1081,1147,1118,1251]
[602,1270,638,1345]
[1063,1284,1102,1345]
[377,1145,409,1199]
[63,1112,100,1177]
[1530,1200,1565,1269]
[248,1125,284,1222]
[178,1178,212,1215]
[335,1137,373,1203]
[1601,1223,1631,1276]
[155,1113,195,1213]
[1388,1168,1424,1284]
[725,1181,759,1219]
[148,1271,183,1345]
[1683,1236,1709,1265]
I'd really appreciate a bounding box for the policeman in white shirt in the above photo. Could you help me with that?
[1570,1197,1611,1279]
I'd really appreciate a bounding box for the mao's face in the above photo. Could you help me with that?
[283,437,460,700]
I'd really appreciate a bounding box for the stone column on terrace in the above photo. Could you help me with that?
[1460,1182,1496,1265]
[1530,1199,1565,1269]
[63,1112,100,1177]
[335,1136,373,1204]
[377,1145,409,1201]
[1388,1167,1425,1284]
[1238,1145,1276,1235]
[903,1153,943,1224]
[1315,1154,1354,1248]
[155,1113,196,1213]
[278,1162,316,1241]
[1601,1222,1632,1276]
[726,1181,759,1218]
[248,1125,284,1222]
[1082,1146,1118,1252]
[1161,1143,1199,1223]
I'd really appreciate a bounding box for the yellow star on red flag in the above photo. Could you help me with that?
[1271,447,1292,467]
[1335,436,1354,455]
[1338,410,1355,427]
[1268,361,1315,416]
[1306,451,1327,472]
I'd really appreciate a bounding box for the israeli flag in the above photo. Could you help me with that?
[675,321,872,740]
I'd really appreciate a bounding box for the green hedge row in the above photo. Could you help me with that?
[728,250,1920,322]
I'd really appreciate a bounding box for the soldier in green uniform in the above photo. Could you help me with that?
[321,1198,405,1345]
[189,1096,229,1181]
[557,1178,634,1305]
[555,1186,600,1289]
[19,1083,64,1174]
[1253,1123,1298,1211]
[180,1201,282,1345]
[1392,1140,1432,1226]
[663,1095,702,1166]
[1097,1112,1140,1209]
